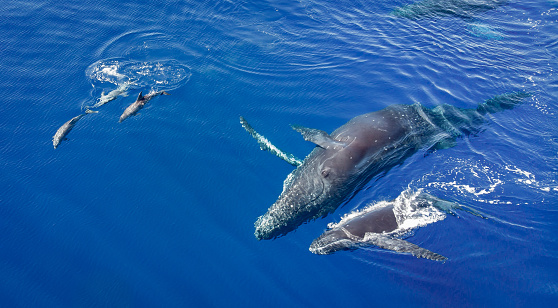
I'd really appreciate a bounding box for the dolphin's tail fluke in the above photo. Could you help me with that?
[476,91,530,115]
[161,91,170,96]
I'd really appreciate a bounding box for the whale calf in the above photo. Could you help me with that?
[119,90,170,123]
[309,192,478,260]
[53,109,98,149]
[254,92,529,240]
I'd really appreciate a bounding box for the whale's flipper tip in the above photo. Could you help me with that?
[239,116,253,132]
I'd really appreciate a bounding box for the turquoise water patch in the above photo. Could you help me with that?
[467,22,504,40]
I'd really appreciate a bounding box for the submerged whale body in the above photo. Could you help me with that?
[392,0,508,20]
[254,92,529,240]
[309,192,466,261]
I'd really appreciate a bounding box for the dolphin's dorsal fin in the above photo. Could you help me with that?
[363,233,447,262]
[136,91,143,101]
[291,125,346,149]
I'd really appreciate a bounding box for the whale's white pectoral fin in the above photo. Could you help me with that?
[291,125,346,149]
[363,233,447,262]
[239,116,303,167]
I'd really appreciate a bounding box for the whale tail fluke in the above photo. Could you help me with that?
[476,91,530,115]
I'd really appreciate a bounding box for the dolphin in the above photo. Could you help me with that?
[392,0,508,20]
[119,90,170,123]
[87,82,132,109]
[309,192,480,260]
[53,109,98,149]
[254,92,529,240]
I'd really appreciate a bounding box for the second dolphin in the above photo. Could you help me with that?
[119,90,170,123]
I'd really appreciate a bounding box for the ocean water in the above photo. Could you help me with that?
[1,0,557,306]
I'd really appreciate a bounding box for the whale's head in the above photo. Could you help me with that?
[309,228,356,254]
[254,146,357,240]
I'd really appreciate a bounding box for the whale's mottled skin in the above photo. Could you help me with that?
[254,92,529,240]
[53,109,98,149]
[119,90,170,123]
[309,193,466,261]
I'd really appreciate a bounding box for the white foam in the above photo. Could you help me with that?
[391,189,446,232]
[327,188,446,234]
[86,58,191,91]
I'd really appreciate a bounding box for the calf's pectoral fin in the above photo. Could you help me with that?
[363,233,447,261]
[291,125,346,149]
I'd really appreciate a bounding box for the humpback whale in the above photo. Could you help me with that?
[392,0,508,20]
[309,191,481,260]
[119,90,170,123]
[253,92,529,240]
[53,109,98,149]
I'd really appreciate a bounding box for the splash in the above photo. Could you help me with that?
[392,189,447,231]
[327,188,447,234]
[86,58,191,91]
[505,165,558,193]
[415,158,557,204]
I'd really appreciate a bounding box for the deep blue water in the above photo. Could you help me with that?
[1,0,557,306]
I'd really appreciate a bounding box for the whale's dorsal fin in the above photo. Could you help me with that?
[363,233,447,262]
[291,125,346,149]
[136,91,143,101]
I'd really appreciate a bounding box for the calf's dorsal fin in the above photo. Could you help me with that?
[291,125,346,149]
